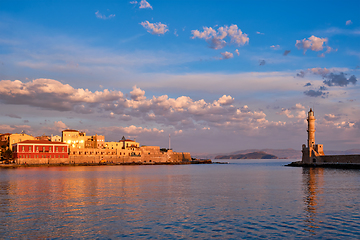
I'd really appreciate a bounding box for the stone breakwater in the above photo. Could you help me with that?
[286,161,360,169]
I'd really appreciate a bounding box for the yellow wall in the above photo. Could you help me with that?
[9,133,36,148]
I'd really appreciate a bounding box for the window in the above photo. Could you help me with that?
[29,146,32,151]
[49,147,52,152]
[62,147,64,152]
[22,146,25,152]
[43,147,45,152]
[56,147,58,152]
[36,146,39,152]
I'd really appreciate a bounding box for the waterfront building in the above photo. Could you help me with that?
[9,133,36,149]
[12,140,68,164]
[62,129,89,149]
[51,134,62,142]
[85,134,105,149]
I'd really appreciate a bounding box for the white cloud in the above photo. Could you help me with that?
[95,11,115,20]
[140,21,168,35]
[130,0,152,9]
[0,78,124,112]
[235,49,239,56]
[139,0,153,9]
[270,45,280,50]
[217,95,234,105]
[220,51,234,60]
[191,24,249,50]
[295,35,328,54]
[278,104,307,119]
[130,85,146,101]
[256,31,264,35]
[346,20,353,25]
[54,121,67,129]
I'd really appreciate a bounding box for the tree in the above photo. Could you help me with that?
[3,149,12,160]
[121,136,126,140]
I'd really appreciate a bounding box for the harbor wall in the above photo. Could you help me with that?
[15,151,191,164]
[317,155,360,164]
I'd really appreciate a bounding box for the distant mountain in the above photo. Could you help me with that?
[215,151,278,159]
[194,148,301,160]
[193,148,360,160]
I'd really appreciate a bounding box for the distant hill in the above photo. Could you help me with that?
[194,148,301,160]
[193,148,360,160]
[215,151,278,159]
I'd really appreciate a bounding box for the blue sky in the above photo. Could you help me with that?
[1,0,360,154]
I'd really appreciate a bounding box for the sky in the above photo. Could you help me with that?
[1,0,360,154]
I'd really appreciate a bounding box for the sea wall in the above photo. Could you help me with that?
[15,151,192,164]
[318,155,360,164]
[15,158,67,164]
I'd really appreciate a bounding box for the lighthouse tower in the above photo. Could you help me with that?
[307,108,316,154]
[302,108,324,163]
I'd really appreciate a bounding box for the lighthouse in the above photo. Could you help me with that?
[302,108,324,163]
[307,108,316,155]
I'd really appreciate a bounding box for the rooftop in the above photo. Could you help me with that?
[15,140,68,145]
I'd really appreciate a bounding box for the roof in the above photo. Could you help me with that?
[62,129,79,132]
[119,139,135,142]
[15,140,68,145]
[0,133,11,136]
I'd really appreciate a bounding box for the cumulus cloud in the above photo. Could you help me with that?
[235,49,239,56]
[130,0,153,9]
[0,124,32,133]
[278,104,306,119]
[270,45,280,50]
[346,20,353,25]
[304,89,328,98]
[220,51,234,60]
[256,31,264,35]
[95,11,115,20]
[297,71,306,78]
[323,73,357,87]
[0,78,124,112]
[130,85,146,100]
[304,82,311,87]
[191,24,249,50]
[324,113,341,122]
[54,121,67,129]
[140,21,168,35]
[259,60,266,66]
[283,50,291,56]
[139,0,153,9]
[295,35,329,54]
[0,78,287,133]
[217,95,234,105]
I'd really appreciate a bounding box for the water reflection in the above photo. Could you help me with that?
[302,167,324,234]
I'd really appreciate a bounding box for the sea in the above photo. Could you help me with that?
[0,159,359,239]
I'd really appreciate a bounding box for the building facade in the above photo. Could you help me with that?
[9,133,36,149]
[62,129,89,149]
[12,140,68,164]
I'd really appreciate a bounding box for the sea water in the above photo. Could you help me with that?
[0,159,359,239]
